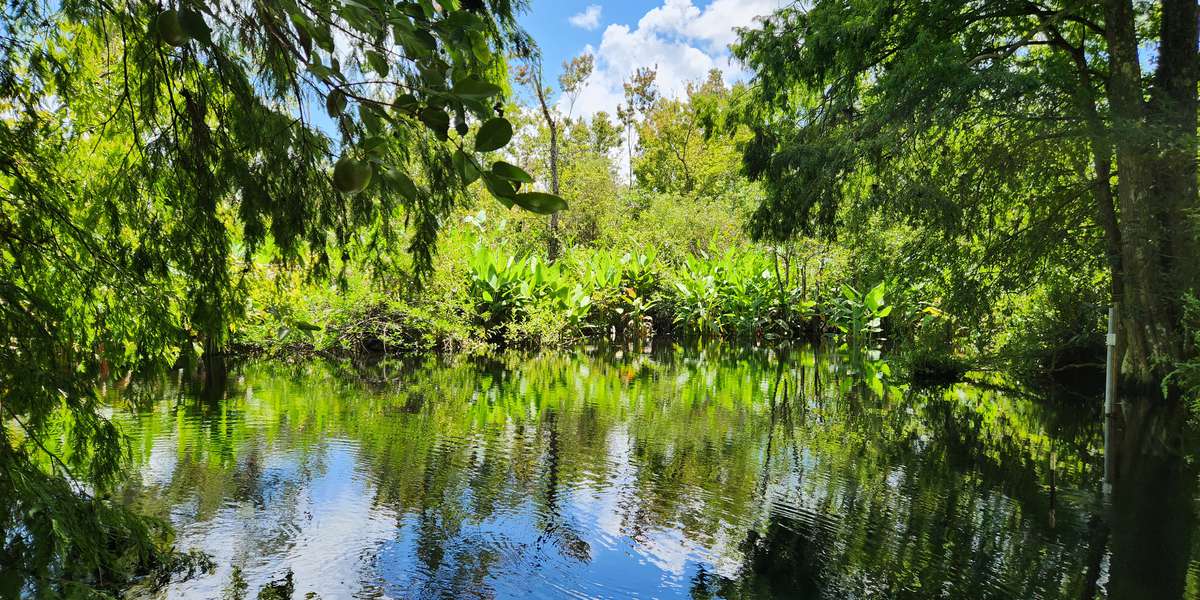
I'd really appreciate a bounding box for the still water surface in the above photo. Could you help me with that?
[112,346,1200,599]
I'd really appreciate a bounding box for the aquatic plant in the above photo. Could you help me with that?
[830,282,893,352]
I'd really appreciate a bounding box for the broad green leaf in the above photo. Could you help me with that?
[453,149,480,185]
[392,93,419,114]
[512,192,567,215]
[438,11,484,33]
[359,104,383,134]
[306,61,336,81]
[294,320,321,331]
[385,169,419,201]
[314,23,335,52]
[490,161,532,184]
[452,77,502,100]
[398,2,427,19]
[396,28,437,56]
[179,9,211,44]
[325,89,346,117]
[417,58,449,88]
[865,282,885,311]
[361,135,389,156]
[474,118,512,152]
[365,50,389,76]
[470,34,490,63]
[482,172,515,207]
[418,107,450,139]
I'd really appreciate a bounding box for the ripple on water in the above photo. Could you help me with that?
[113,356,1130,600]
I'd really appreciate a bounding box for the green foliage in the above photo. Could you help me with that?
[1165,294,1200,401]
[464,245,591,345]
[830,282,893,352]
[633,70,749,198]
[997,277,1107,380]
[20,0,1186,591]
[468,247,534,333]
[666,249,817,340]
[571,249,662,339]
[730,0,1200,388]
[475,118,515,153]
[241,239,851,352]
[610,188,753,262]
[1,436,170,596]
[0,0,573,592]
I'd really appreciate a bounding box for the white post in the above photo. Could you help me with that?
[1103,306,1118,494]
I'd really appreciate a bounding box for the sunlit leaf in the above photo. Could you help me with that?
[453,77,502,100]
[512,192,567,215]
[491,161,532,184]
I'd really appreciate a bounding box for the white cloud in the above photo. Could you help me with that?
[564,0,783,119]
[568,5,603,30]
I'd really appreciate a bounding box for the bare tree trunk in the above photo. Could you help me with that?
[546,118,561,262]
[1102,0,1197,388]
[1151,0,1200,328]
[627,123,633,187]
[533,80,562,262]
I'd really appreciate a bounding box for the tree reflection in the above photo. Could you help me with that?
[109,347,1200,599]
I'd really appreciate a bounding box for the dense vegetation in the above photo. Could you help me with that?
[0,0,1196,595]
[0,0,556,593]
[731,0,1199,389]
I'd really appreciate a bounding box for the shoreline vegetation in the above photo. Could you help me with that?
[227,233,1086,391]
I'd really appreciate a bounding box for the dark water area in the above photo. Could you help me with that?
[109,346,1200,599]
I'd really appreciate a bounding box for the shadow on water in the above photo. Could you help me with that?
[108,345,1200,599]
[1105,399,1199,600]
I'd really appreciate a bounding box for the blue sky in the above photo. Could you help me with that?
[515,0,786,117]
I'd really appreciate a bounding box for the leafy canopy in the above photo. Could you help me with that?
[729,0,1117,333]
[0,0,564,592]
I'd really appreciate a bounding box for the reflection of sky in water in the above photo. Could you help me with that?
[132,417,760,599]
[156,440,398,599]
[112,353,1185,600]
[370,434,752,599]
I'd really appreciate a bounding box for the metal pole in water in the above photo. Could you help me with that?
[1103,306,1118,495]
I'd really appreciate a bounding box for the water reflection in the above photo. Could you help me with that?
[111,346,1199,599]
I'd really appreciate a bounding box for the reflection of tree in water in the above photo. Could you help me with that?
[1105,400,1199,600]
[692,353,1116,599]
[536,408,592,561]
[111,347,1200,599]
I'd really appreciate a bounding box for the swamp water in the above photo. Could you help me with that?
[112,347,1200,599]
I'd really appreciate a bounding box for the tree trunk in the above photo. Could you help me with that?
[535,84,562,263]
[1061,34,1125,327]
[1151,0,1200,331]
[1103,0,1197,388]
[627,123,634,186]
[546,118,561,262]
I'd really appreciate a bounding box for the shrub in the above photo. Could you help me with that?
[1165,293,1200,401]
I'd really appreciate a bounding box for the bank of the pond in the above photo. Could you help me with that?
[233,248,991,386]
[233,243,1113,392]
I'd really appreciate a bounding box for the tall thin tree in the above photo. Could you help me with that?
[517,52,593,261]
